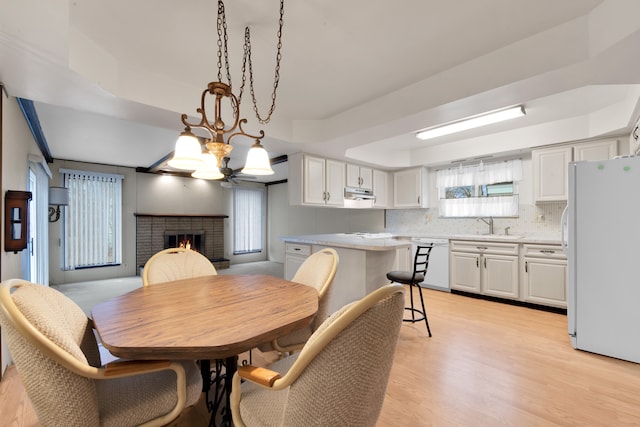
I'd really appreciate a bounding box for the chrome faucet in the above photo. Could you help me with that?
[477,217,494,234]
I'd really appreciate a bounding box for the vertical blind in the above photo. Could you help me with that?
[233,187,264,254]
[61,169,123,270]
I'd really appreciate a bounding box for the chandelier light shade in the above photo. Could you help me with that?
[416,105,526,140]
[168,130,204,170]
[192,153,225,180]
[242,140,274,175]
[169,0,285,178]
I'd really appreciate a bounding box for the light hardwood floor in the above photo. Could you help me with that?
[3,286,640,426]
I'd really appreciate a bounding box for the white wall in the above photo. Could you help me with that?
[1,92,42,375]
[267,182,386,263]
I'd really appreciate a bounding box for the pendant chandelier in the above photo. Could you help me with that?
[169,0,284,179]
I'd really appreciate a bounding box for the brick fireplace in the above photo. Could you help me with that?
[135,214,230,272]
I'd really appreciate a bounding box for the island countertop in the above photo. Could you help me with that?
[281,233,411,251]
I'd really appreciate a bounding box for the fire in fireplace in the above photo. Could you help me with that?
[164,230,205,253]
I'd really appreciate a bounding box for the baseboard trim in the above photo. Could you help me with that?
[450,290,567,315]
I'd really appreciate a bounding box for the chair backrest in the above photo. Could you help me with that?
[292,248,339,326]
[143,247,217,286]
[0,279,103,426]
[412,244,433,279]
[282,284,404,426]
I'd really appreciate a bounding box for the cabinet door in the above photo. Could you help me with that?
[346,164,361,188]
[285,254,308,280]
[359,166,373,189]
[523,258,567,307]
[482,254,519,299]
[532,146,572,202]
[393,168,422,207]
[574,139,618,161]
[450,251,480,293]
[303,155,327,205]
[325,159,346,206]
[373,169,389,208]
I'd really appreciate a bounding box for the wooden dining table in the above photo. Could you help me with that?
[91,274,318,426]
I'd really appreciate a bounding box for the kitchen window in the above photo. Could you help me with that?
[436,160,522,217]
[60,169,123,270]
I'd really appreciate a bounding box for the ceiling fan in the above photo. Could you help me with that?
[219,157,256,187]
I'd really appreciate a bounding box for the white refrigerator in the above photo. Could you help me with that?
[564,156,640,363]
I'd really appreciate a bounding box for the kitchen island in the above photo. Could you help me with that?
[282,233,411,315]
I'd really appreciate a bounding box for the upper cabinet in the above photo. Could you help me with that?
[346,164,373,189]
[372,169,390,208]
[532,139,618,202]
[393,167,428,208]
[289,153,345,206]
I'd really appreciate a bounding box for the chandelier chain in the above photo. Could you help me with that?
[238,0,284,125]
[216,0,232,86]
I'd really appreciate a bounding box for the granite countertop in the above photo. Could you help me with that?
[283,231,563,249]
[403,232,563,245]
[281,233,411,251]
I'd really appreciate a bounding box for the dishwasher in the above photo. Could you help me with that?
[411,237,450,292]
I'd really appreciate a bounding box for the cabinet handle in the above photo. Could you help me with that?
[525,261,528,273]
[327,191,330,201]
[417,196,420,204]
[540,250,555,254]
[476,257,479,268]
[484,257,487,268]
[476,246,488,250]
[294,247,301,251]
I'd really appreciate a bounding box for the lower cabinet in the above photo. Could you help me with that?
[450,240,567,308]
[450,240,519,300]
[284,243,311,280]
[521,244,567,308]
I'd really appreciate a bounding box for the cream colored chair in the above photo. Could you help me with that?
[231,283,405,427]
[142,247,217,286]
[258,248,338,354]
[0,279,203,427]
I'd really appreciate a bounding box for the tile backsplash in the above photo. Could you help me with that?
[385,202,566,237]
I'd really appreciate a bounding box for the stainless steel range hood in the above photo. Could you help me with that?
[344,186,375,208]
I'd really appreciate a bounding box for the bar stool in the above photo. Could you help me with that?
[386,244,433,336]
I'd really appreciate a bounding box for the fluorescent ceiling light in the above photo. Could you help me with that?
[416,105,526,140]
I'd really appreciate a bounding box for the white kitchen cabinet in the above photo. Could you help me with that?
[450,240,519,299]
[393,167,428,208]
[346,164,373,189]
[532,139,618,202]
[521,244,567,308]
[532,146,572,202]
[573,139,618,161]
[450,251,481,292]
[289,153,345,206]
[372,169,390,208]
[284,242,311,280]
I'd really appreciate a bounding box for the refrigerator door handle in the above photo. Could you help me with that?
[561,206,569,254]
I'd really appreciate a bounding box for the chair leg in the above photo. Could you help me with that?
[415,284,432,337]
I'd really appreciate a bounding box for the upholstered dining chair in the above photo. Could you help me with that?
[0,279,203,427]
[142,247,217,286]
[258,247,339,355]
[231,283,404,427]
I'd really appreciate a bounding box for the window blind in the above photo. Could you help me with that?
[61,169,123,270]
[233,187,264,254]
